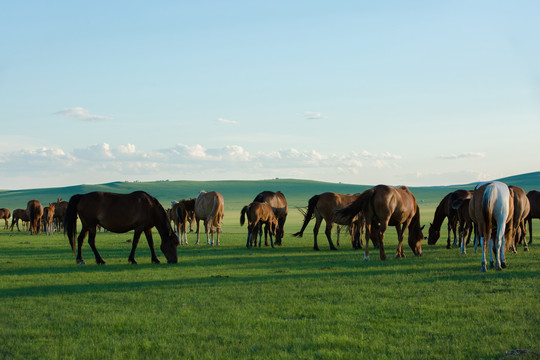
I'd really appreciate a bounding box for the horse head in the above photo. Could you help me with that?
[409,224,425,256]
[427,223,440,245]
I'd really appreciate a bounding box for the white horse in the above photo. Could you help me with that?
[469,181,514,272]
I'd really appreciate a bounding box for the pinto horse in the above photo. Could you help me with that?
[42,204,56,235]
[526,190,540,245]
[10,209,29,232]
[508,186,530,252]
[427,190,471,248]
[252,191,288,246]
[240,202,279,248]
[0,208,10,230]
[64,191,179,265]
[335,185,424,261]
[172,198,196,245]
[194,191,224,246]
[293,192,363,251]
[469,181,513,272]
[26,200,44,235]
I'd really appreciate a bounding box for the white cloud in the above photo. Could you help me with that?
[217,118,239,125]
[303,111,327,120]
[437,152,485,160]
[55,107,112,121]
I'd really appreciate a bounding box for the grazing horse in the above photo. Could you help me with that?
[469,181,513,272]
[194,191,224,246]
[0,208,10,229]
[240,202,279,248]
[526,190,540,245]
[52,198,68,232]
[172,198,196,245]
[335,185,424,261]
[64,191,179,265]
[10,209,29,232]
[427,190,471,248]
[252,191,288,246]
[451,196,475,254]
[26,200,44,235]
[42,204,56,235]
[293,192,364,251]
[508,186,530,252]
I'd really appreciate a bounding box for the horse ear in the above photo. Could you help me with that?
[420,225,425,231]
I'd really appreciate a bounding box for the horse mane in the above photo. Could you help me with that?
[335,188,374,223]
[292,194,320,237]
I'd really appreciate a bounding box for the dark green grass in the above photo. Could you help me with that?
[0,224,538,360]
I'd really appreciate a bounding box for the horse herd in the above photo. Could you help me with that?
[0,183,538,272]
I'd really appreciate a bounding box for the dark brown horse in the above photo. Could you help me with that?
[0,208,10,230]
[293,192,363,251]
[26,200,43,235]
[428,190,471,248]
[508,186,530,252]
[53,198,68,232]
[172,198,196,245]
[42,203,56,235]
[194,191,224,246]
[64,191,179,265]
[451,196,474,254]
[468,181,513,272]
[240,202,279,248]
[253,191,288,246]
[335,185,424,261]
[10,209,29,232]
[526,190,540,245]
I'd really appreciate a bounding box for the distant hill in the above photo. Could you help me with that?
[0,172,538,211]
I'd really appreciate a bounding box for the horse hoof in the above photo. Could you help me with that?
[313,247,320,251]
[501,262,506,269]
[129,260,138,265]
[480,266,487,273]
[152,259,161,264]
[524,247,529,252]
[97,261,106,265]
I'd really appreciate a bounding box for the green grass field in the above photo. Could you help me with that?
[0,175,539,359]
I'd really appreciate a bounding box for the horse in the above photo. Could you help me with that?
[451,196,475,254]
[334,185,424,261]
[293,192,365,251]
[42,204,56,235]
[468,181,513,272]
[172,198,196,245]
[508,186,530,252]
[526,190,540,245]
[64,191,179,265]
[26,200,44,235]
[52,198,68,232]
[194,191,224,246]
[427,190,471,248]
[0,208,10,230]
[252,191,288,246]
[10,209,29,232]
[240,202,279,248]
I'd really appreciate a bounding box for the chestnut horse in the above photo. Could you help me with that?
[335,185,424,261]
[240,202,279,248]
[64,191,179,265]
[508,186,530,252]
[10,209,29,232]
[451,196,474,254]
[0,208,10,230]
[172,198,196,245]
[26,200,44,235]
[194,191,224,246]
[42,204,56,235]
[526,190,540,245]
[252,191,288,246]
[427,190,471,248]
[469,181,513,272]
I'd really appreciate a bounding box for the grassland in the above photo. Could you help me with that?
[0,174,539,359]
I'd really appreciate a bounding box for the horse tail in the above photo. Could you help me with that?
[64,194,82,254]
[240,205,249,226]
[482,184,496,233]
[335,188,374,224]
[292,195,320,237]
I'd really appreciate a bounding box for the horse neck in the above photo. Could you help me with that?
[408,207,422,238]
[432,201,447,228]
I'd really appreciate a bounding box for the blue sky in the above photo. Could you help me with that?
[1,1,539,189]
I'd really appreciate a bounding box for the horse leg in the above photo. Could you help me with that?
[313,217,322,251]
[195,219,201,245]
[128,229,143,264]
[76,227,89,265]
[144,229,161,264]
[264,225,269,246]
[378,222,388,261]
[87,227,106,265]
[522,222,529,251]
[395,224,406,258]
[336,225,341,247]
[527,218,533,244]
[325,222,338,250]
[480,236,487,272]
[364,223,371,261]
